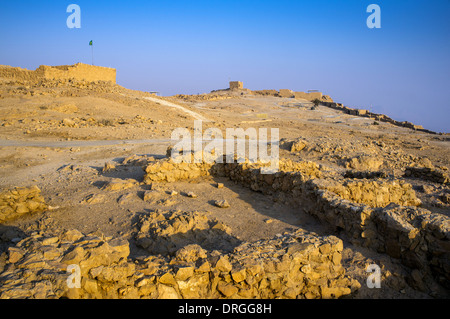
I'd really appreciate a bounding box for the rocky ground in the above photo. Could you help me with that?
[0,77,449,299]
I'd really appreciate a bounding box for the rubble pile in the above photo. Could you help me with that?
[0,186,47,223]
[0,226,357,299]
[135,210,240,255]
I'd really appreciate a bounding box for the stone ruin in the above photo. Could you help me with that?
[142,154,450,291]
[229,81,243,90]
[0,222,354,299]
[320,101,438,134]
[0,63,116,84]
[0,152,449,299]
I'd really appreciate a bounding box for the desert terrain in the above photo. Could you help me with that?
[0,67,449,299]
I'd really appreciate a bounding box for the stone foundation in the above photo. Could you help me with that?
[0,223,355,299]
[142,156,450,289]
[0,63,116,84]
[1,155,448,298]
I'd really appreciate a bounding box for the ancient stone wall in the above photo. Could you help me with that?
[142,157,450,289]
[321,102,437,134]
[253,89,279,96]
[294,91,323,101]
[1,156,448,298]
[321,179,422,208]
[229,81,243,90]
[0,215,356,299]
[38,63,116,83]
[279,89,294,98]
[251,89,325,101]
[0,65,42,82]
[0,63,116,84]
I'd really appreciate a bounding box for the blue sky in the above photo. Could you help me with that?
[1,0,449,132]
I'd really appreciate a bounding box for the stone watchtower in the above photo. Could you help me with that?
[229,81,243,90]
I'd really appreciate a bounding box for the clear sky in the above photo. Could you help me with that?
[1,0,449,132]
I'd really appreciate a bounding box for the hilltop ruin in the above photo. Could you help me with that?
[0,63,116,84]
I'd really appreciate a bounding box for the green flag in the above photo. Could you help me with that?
[89,40,93,46]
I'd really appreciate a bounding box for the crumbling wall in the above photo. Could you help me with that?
[310,189,450,289]
[321,102,437,134]
[0,65,42,82]
[279,89,294,98]
[1,157,448,298]
[143,157,417,208]
[229,81,243,90]
[322,179,421,208]
[38,63,116,83]
[0,219,356,299]
[0,63,116,84]
[294,91,323,101]
[251,89,325,101]
[253,89,279,96]
[142,157,450,288]
[144,159,212,183]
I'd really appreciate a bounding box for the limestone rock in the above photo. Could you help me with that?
[102,178,138,191]
[214,256,232,272]
[81,193,105,205]
[345,155,383,171]
[102,162,116,172]
[0,224,357,299]
[157,284,180,299]
[217,281,238,297]
[186,191,198,198]
[280,138,307,152]
[214,199,230,208]
[175,244,207,262]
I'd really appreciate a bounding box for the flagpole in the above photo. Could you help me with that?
[89,40,94,65]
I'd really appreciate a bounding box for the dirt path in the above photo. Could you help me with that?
[0,138,171,148]
[143,96,211,122]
